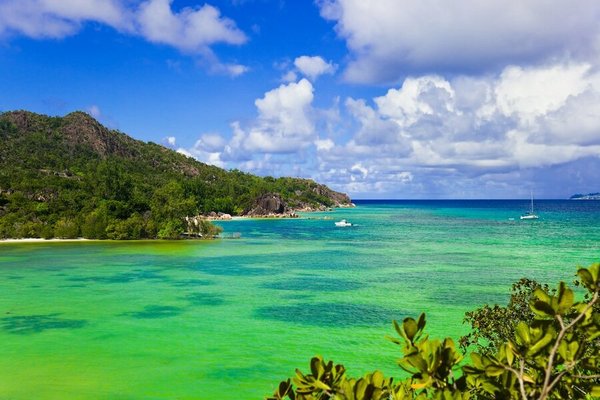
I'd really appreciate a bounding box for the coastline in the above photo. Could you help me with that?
[0,238,92,243]
[207,203,356,221]
[0,204,356,242]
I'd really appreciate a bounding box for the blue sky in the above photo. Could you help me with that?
[1,0,600,199]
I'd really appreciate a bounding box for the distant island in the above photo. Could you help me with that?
[570,192,600,200]
[0,110,352,240]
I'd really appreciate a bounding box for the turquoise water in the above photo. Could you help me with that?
[0,200,599,399]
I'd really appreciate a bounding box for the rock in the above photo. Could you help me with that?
[244,193,289,216]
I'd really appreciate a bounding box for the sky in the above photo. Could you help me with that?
[1,0,600,199]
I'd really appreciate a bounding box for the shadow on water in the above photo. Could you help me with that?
[254,302,403,327]
[428,287,508,308]
[172,279,214,287]
[0,313,87,334]
[121,305,183,319]
[261,276,364,292]
[67,269,169,284]
[186,259,273,277]
[181,249,368,278]
[183,292,226,306]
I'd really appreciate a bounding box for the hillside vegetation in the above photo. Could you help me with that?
[0,110,350,239]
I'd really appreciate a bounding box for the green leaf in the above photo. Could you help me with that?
[577,268,595,291]
[314,379,332,391]
[402,317,419,342]
[527,330,554,356]
[556,282,574,313]
[484,365,505,377]
[470,353,485,369]
[416,313,426,331]
[515,322,531,345]
[531,300,555,318]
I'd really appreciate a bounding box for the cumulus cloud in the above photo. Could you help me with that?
[0,0,130,38]
[194,133,226,152]
[0,0,248,75]
[243,78,316,153]
[180,79,318,174]
[318,0,600,83]
[163,136,176,147]
[293,56,337,81]
[312,61,600,198]
[136,0,246,52]
[176,60,600,198]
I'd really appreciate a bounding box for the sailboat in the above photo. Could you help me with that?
[520,191,539,220]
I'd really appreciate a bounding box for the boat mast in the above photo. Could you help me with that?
[530,190,534,214]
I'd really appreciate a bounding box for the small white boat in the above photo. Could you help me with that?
[520,191,539,220]
[334,219,352,227]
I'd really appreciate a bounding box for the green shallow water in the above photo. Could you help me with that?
[1,200,599,399]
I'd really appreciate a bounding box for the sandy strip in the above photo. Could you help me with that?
[0,238,91,243]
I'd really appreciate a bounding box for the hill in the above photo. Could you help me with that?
[0,110,351,239]
[570,192,600,200]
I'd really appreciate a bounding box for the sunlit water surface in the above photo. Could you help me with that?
[1,200,599,399]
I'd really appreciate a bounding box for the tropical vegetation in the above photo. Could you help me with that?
[0,110,348,239]
[268,263,600,399]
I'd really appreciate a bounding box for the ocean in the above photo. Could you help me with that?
[0,200,598,399]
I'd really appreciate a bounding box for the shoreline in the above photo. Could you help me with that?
[0,205,356,242]
[0,238,92,243]
[208,203,356,221]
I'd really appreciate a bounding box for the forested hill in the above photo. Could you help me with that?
[0,110,351,239]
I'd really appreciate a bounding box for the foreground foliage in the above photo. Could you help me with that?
[0,111,345,239]
[268,264,600,399]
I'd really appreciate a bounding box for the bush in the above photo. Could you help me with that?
[54,218,79,239]
[268,264,600,400]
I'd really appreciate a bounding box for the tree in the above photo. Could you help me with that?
[54,218,79,239]
[268,264,600,399]
[460,278,553,356]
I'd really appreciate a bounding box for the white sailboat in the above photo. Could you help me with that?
[520,192,539,220]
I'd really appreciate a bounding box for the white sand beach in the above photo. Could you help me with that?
[0,238,91,243]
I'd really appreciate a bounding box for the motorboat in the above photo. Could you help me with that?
[334,219,352,227]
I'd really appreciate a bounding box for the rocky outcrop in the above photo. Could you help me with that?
[309,182,352,206]
[244,193,297,217]
[243,189,354,217]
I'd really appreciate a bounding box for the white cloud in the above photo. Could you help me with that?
[181,136,226,168]
[319,0,600,83]
[136,0,247,52]
[194,133,226,152]
[535,89,600,146]
[315,138,334,151]
[176,147,193,157]
[294,56,336,81]
[311,61,600,198]
[182,79,317,169]
[241,78,315,153]
[350,163,368,179]
[86,104,102,119]
[281,70,298,83]
[374,76,455,130]
[0,0,130,38]
[0,0,248,74]
[255,79,314,133]
[162,136,177,147]
[494,64,590,125]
